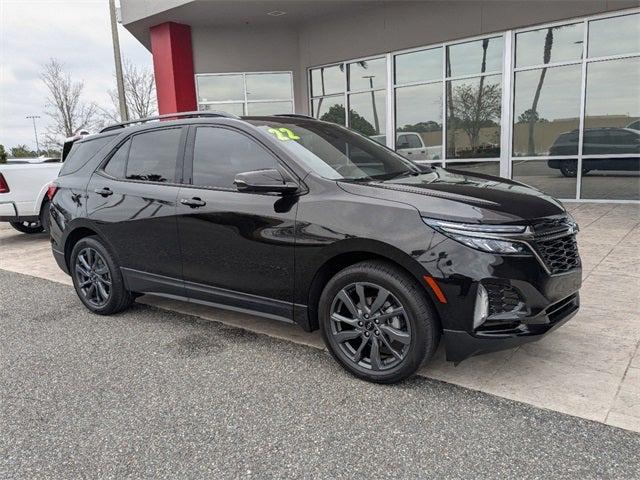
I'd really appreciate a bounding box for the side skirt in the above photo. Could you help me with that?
[121,267,303,326]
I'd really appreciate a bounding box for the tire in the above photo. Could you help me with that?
[319,261,440,384]
[560,163,577,177]
[39,200,51,233]
[10,220,44,234]
[70,236,133,315]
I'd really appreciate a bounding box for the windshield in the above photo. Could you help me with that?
[245,119,419,181]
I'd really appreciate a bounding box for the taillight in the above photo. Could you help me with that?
[0,173,9,193]
[46,183,59,201]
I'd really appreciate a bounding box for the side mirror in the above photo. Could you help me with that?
[234,168,298,194]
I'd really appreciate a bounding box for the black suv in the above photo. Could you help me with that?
[50,112,582,383]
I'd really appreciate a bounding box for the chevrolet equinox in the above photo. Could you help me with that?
[49,112,582,383]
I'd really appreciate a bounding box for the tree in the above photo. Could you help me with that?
[449,82,501,151]
[41,58,99,149]
[527,27,554,155]
[0,145,7,164]
[319,105,376,136]
[398,121,441,133]
[102,60,157,123]
[10,145,37,158]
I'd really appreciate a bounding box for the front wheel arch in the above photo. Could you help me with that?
[305,246,441,332]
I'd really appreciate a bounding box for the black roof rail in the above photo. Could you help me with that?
[274,114,316,120]
[99,111,240,133]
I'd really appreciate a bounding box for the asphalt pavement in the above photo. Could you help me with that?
[1,269,639,479]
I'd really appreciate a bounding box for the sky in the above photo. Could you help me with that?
[0,0,152,150]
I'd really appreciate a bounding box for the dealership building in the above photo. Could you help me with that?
[120,1,639,202]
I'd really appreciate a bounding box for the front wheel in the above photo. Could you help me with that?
[70,236,133,315]
[9,220,44,234]
[319,261,440,384]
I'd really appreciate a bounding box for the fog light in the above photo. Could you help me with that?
[473,284,489,329]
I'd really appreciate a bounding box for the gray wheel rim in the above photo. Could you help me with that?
[75,247,111,308]
[329,282,411,371]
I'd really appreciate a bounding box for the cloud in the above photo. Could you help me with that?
[0,0,152,149]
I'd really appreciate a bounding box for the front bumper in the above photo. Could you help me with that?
[443,292,579,362]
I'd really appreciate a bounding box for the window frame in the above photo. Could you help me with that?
[195,71,295,116]
[97,126,188,187]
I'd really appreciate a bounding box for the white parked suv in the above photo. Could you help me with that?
[0,157,62,233]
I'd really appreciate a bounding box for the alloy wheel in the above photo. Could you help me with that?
[74,247,112,308]
[329,282,411,371]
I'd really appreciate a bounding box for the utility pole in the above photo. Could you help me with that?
[26,115,40,153]
[109,0,129,121]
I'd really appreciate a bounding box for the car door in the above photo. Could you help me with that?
[176,125,298,320]
[86,127,186,294]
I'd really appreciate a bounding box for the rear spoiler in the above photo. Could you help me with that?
[61,130,90,162]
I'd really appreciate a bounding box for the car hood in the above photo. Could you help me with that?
[337,167,566,224]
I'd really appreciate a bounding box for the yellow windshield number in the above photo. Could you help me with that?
[268,127,300,142]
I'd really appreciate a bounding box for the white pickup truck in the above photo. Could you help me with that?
[0,157,62,233]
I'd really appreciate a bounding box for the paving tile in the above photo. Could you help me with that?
[605,411,640,433]
[574,305,640,342]
[631,348,640,370]
[580,273,640,314]
[484,348,622,422]
[606,367,640,432]
[418,345,516,391]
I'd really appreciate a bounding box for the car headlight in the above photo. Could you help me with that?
[423,218,532,255]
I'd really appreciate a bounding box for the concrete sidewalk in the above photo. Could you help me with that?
[1,202,638,432]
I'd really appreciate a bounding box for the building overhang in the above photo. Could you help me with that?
[121,0,380,50]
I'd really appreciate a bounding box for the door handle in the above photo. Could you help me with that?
[180,197,206,208]
[94,187,113,197]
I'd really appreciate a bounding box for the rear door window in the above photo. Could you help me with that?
[59,135,115,176]
[125,128,183,183]
[103,139,131,178]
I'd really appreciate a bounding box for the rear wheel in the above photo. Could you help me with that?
[10,220,44,234]
[70,236,133,315]
[319,261,440,384]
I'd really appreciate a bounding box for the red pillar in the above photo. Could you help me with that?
[150,22,197,114]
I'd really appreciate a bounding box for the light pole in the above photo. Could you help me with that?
[26,115,40,153]
[362,75,380,134]
[109,0,129,121]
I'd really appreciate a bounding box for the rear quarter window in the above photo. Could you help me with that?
[59,135,115,176]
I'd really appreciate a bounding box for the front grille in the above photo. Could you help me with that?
[532,217,581,274]
[534,234,580,274]
[484,283,524,317]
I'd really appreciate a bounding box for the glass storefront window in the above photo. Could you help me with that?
[312,95,345,125]
[348,58,387,91]
[584,57,640,155]
[445,161,500,176]
[197,72,294,117]
[348,90,386,137]
[515,23,584,67]
[246,101,293,116]
[196,74,244,102]
[513,159,577,199]
[446,74,502,158]
[512,64,582,156]
[311,65,344,96]
[246,73,292,100]
[395,83,442,161]
[199,103,245,116]
[588,13,640,58]
[446,37,503,77]
[581,158,640,200]
[394,48,442,85]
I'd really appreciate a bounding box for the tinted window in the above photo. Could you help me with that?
[406,134,422,148]
[192,127,276,189]
[59,135,115,176]
[103,139,130,178]
[125,128,182,183]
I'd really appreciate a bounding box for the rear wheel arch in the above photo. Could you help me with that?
[305,247,441,332]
